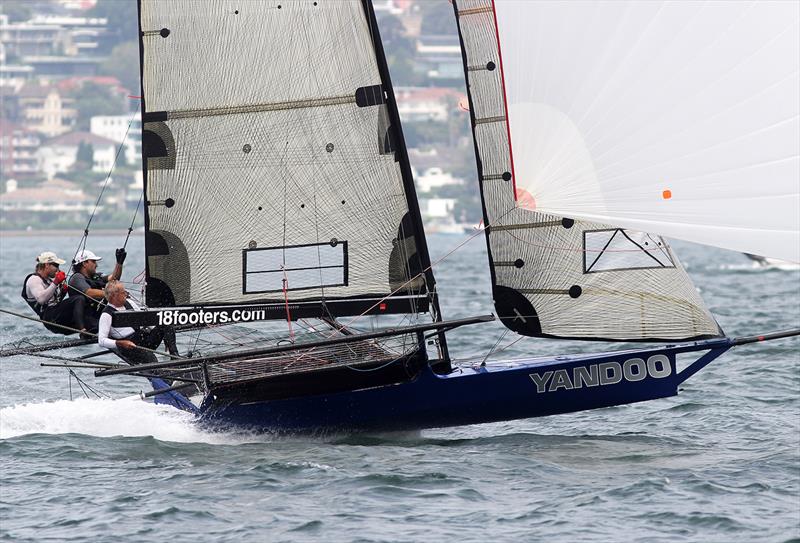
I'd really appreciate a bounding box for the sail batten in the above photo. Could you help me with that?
[147,95,360,120]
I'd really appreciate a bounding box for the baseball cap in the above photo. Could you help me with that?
[36,251,66,265]
[73,249,102,264]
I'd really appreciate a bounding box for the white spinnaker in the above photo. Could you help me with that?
[494,1,800,262]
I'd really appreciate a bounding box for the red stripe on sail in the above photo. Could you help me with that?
[490,0,518,201]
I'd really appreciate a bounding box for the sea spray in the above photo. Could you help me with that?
[0,396,257,445]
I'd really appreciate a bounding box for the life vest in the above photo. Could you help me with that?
[21,273,60,317]
[71,272,108,311]
[85,274,107,290]
[102,300,140,332]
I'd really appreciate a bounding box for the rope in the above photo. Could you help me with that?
[68,368,108,400]
[73,103,141,261]
[281,266,295,342]
[0,307,185,361]
[339,220,493,330]
[123,192,143,249]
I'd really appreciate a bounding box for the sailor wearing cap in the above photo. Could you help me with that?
[22,252,91,336]
[67,247,126,333]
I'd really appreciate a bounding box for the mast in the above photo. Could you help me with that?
[135,0,152,301]
[361,0,450,367]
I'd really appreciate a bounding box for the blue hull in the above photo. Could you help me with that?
[151,338,732,433]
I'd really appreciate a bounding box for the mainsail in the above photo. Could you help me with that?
[137,0,437,319]
[454,0,729,340]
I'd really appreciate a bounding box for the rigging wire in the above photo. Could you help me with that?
[72,103,142,264]
[0,307,184,361]
[122,192,144,250]
[67,368,109,400]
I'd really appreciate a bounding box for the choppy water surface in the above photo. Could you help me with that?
[1,233,798,542]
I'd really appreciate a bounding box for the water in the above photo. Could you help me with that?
[1,233,798,542]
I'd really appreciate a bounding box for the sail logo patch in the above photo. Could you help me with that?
[529,355,671,393]
[156,308,268,326]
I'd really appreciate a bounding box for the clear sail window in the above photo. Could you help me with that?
[243,242,348,294]
[583,230,675,274]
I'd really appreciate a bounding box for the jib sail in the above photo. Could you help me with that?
[453,0,739,341]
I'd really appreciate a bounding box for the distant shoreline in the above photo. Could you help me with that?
[0,229,144,237]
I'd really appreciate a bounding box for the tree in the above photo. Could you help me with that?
[74,141,95,173]
[70,82,125,130]
[0,1,32,23]
[116,145,129,169]
[377,13,414,53]
[89,0,138,48]
[100,41,140,95]
[419,2,458,35]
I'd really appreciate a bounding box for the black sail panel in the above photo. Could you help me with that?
[137,0,434,318]
[452,0,721,341]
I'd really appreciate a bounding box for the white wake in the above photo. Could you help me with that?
[0,396,260,444]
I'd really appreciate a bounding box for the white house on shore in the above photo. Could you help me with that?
[0,178,95,225]
[36,131,117,179]
[415,167,464,193]
[90,112,142,166]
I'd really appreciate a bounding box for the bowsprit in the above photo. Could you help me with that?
[529,355,673,393]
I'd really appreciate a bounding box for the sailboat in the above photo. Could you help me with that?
[6,0,799,434]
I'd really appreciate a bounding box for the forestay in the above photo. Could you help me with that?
[137,0,434,317]
[454,0,722,341]
[495,1,800,263]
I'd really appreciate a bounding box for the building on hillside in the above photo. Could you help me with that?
[37,131,117,179]
[0,62,35,91]
[0,177,94,227]
[415,35,464,82]
[395,87,466,122]
[0,41,35,91]
[0,14,70,58]
[17,83,77,137]
[57,75,128,97]
[0,120,43,179]
[90,112,141,165]
[419,197,468,234]
[415,167,464,193]
[421,197,456,219]
[57,0,99,11]
[27,15,109,56]
[373,0,404,15]
[0,13,109,60]
[23,55,103,78]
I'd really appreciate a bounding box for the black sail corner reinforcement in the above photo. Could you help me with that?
[142,121,176,170]
[493,286,542,336]
[377,105,395,157]
[145,230,190,306]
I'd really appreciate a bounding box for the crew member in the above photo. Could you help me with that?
[97,280,179,366]
[68,248,126,332]
[22,252,90,336]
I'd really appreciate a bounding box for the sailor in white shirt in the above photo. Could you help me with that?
[98,280,179,365]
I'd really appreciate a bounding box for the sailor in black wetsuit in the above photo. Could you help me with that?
[68,248,125,333]
[22,252,90,336]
